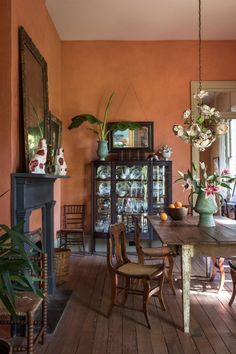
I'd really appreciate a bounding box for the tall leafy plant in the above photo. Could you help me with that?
[0,191,43,316]
[68,93,140,140]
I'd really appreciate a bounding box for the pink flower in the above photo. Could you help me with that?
[221,168,230,176]
[204,184,219,197]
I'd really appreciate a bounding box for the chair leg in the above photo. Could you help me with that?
[108,273,118,317]
[218,257,225,292]
[40,298,47,345]
[82,232,86,254]
[165,255,176,295]
[210,256,217,281]
[229,269,236,306]
[27,312,34,354]
[122,277,130,306]
[142,279,151,328]
[156,272,166,311]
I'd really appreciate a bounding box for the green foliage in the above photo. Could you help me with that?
[0,222,43,316]
[68,93,140,141]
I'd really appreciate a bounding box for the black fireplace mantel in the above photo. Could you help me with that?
[11,173,69,293]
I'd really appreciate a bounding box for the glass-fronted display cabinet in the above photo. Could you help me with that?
[91,160,172,252]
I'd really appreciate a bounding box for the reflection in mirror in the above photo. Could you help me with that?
[108,122,153,152]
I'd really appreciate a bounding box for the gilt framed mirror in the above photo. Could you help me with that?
[19,26,49,170]
[108,121,153,152]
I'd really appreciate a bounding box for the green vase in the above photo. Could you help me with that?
[194,191,218,227]
[97,140,108,161]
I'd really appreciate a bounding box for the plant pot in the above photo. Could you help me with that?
[97,140,108,161]
[0,339,12,354]
[194,192,218,227]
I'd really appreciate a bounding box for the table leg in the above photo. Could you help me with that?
[181,245,193,333]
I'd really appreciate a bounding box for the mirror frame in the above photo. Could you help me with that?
[49,112,62,157]
[191,81,236,168]
[108,121,153,153]
[19,26,49,170]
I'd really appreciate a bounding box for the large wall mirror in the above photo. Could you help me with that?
[108,121,153,152]
[191,81,236,200]
[19,26,49,170]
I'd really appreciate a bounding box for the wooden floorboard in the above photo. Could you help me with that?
[32,254,236,354]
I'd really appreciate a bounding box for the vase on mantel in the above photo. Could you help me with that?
[194,191,218,227]
[97,140,108,161]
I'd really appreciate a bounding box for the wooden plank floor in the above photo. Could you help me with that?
[35,254,236,354]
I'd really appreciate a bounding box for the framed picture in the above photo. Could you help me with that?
[49,112,62,157]
[108,121,153,152]
[19,26,49,170]
[213,156,220,174]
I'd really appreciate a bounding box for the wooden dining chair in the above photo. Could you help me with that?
[229,260,236,306]
[0,253,48,354]
[107,223,166,328]
[57,205,86,253]
[133,216,176,295]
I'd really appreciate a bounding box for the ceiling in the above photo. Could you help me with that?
[45,0,236,40]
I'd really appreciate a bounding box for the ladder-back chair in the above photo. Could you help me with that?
[57,205,86,253]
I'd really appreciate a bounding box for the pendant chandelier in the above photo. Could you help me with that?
[173,0,228,151]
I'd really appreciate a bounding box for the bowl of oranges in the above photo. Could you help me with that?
[167,202,188,220]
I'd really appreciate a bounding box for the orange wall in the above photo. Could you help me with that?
[0,0,62,232]
[61,40,236,230]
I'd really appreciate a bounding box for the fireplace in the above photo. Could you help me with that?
[11,173,68,293]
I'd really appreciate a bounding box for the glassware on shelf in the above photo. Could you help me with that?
[116,181,131,197]
[96,165,111,179]
[97,181,111,196]
[97,197,110,213]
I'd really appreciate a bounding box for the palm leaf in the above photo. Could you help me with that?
[68,114,102,130]
[109,121,140,132]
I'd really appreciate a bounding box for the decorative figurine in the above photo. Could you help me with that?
[147,153,159,161]
[158,145,173,160]
[54,147,67,176]
[29,138,47,174]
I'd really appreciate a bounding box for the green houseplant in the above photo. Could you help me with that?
[68,93,140,160]
[0,191,43,353]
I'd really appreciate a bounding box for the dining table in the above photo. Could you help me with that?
[147,214,236,333]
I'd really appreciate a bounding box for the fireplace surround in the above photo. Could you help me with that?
[11,173,68,293]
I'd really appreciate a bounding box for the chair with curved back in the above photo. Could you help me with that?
[107,223,166,328]
[229,260,236,306]
[133,216,176,295]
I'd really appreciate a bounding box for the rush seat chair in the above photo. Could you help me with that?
[107,223,166,328]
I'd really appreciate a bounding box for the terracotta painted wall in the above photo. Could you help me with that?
[61,40,236,231]
[0,0,62,232]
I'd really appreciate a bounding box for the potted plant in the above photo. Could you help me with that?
[0,218,43,353]
[68,93,140,160]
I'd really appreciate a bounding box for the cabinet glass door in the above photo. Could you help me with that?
[152,164,168,214]
[94,164,111,233]
[116,164,148,233]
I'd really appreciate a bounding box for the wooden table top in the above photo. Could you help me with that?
[148,215,236,246]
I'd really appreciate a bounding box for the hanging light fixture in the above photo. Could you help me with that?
[173,0,228,151]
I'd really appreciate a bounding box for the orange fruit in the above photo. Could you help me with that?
[168,203,175,208]
[160,212,168,221]
[174,201,183,208]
